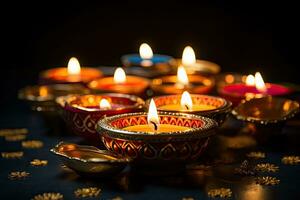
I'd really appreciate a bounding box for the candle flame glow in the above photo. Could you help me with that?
[139,43,153,59]
[99,99,112,109]
[114,67,126,84]
[39,86,48,97]
[245,74,255,86]
[254,72,266,92]
[181,91,193,110]
[67,57,81,75]
[147,99,159,131]
[182,46,196,66]
[177,65,189,86]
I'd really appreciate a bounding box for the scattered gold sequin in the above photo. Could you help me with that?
[5,134,27,141]
[30,159,48,166]
[255,176,280,185]
[281,156,300,165]
[207,188,232,198]
[22,140,44,149]
[1,151,24,159]
[0,128,28,137]
[111,196,123,200]
[32,193,63,200]
[182,197,195,200]
[74,187,101,198]
[255,163,279,172]
[246,151,266,159]
[8,171,30,180]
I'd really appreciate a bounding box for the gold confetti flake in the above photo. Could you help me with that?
[30,159,48,166]
[74,187,101,198]
[32,192,63,200]
[22,140,44,149]
[255,163,279,172]
[8,171,30,180]
[5,134,27,141]
[1,151,24,159]
[255,176,280,185]
[207,188,232,198]
[0,128,28,137]
[246,151,266,159]
[281,156,300,165]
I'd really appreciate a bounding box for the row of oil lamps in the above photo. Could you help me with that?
[19,43,299,174]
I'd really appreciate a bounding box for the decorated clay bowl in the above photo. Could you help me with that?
[97,112,218,163]
[146,94,232,125]
[56,94,144,144]
[51,142,132,177]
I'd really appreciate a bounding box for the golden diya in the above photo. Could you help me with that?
[150,64,214,95]
[56,93,144,144]
[97,98,218,162]
[121,43,175,78]
[146,91,232,125]
[87,67,150,96]
[39,57,103,85]
[172,46,221,75]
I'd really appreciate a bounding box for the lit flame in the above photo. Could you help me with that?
[139,43,153,59]
[67,57,81,75]
[147,99,159,131]
[99,99,111,109]
[114,67,126,84]
[39,86,48,97]
[181,91,193,110]
[254,72,266,92]
[245,74,255,86]
[177,65,189,86]
[182,46,196,66]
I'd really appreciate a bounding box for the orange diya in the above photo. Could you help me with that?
[87,67,150,95]
[39,57,103,85]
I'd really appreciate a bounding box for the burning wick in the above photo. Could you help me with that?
[150,121,158,131]
[181,91,193,111]
[147,98,159,132]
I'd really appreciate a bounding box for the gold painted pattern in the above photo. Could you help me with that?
[282,156,300,165]
[255,163,279,172]
[8,171,30,180]
[255,176,280,185]
[1,151,24,159]
[22,140,44,149]
[32,193,63,200]
[0,128,28,136]
[246,151,266,159]
[5,134,27,141]
[30,159,48,166]
[207,188,232,198]
[74,187,101,198]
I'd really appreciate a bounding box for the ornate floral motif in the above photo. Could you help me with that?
[22,140,44,149]
[32,193,63,200]
[281,156,300,165]
[0,128,28,137]
[1,151,24,159]
[255,176,280,185]
[235,160,256,176]
[255,163,279,172]
[207,188,232,198]
[30,159,48,166]
[246,151,266,159]
[8,171,30,180]
[5,134,26,141]
[74,187,101,198]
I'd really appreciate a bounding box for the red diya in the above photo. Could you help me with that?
[39,57,103,85]
[151,65,214,95]
[87,67,150,95]
[97,99,218,163]
[219,72,292,106]
[56,93,144,144]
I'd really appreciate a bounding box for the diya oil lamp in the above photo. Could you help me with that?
[219,72,292,106]
[51,142,132,177]
[146,91,232,125]
[232,96,299,144]
[87,67,150,96]
[97,99,218,163]
[39,57,103,85]
[121,43,175,78]
[56,93,144,144]
[173,46,221,76]
[150,64,215,95]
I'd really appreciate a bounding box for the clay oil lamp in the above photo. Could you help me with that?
[121,43,175,78]
[56,93,144,144]
[51,142,132,177]
[150,64,214,95]
[146,91,232,125]
[39,57,103,85]
[87,67,150,96]
[97,99,218,163]
[219,72,292,106]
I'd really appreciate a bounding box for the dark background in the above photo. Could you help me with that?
[2,2,299,107]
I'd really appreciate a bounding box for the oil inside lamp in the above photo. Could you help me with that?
[182,46,196,66]
[67,57,81,75]
[139,43,153,66]
[99,99,112,110]
[180,91,193,110]
[176,65,189,88]
[114,67,126,84]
